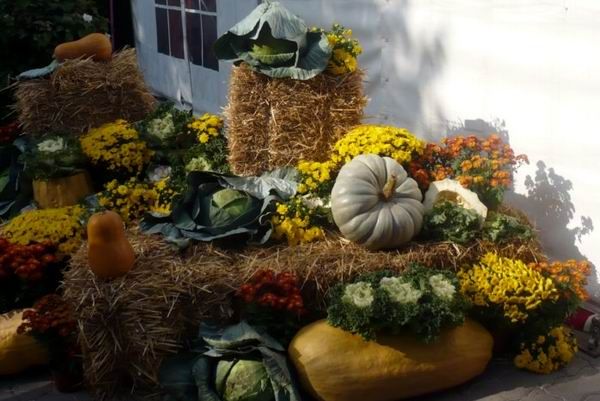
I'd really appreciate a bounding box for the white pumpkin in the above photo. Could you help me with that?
[423,179,488,224]
[331,154,424,250]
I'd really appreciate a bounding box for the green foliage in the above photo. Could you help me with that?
[159,322,301,401]
[327,265,468,342]
[21,135,86,180]
[184,136,230,175]
[0,0,107,121]
[140,169,298,247]
[421,201,481,244]
[214,1,331,80]
[0,141,32,220]
[422,201,536,245]
[483,211,534,242]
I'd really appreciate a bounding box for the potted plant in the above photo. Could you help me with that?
[21,134,92,208]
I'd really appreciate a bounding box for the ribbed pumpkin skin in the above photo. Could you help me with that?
[289,319,493,401]
[0,310,48,375]
[87,211,135,279]
[54,33,112,62]
[331,154,424,250]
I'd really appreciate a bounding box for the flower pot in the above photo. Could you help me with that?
[33,171,93,209]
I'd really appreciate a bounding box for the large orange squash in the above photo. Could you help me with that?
[0,310,48,375]
[54,33,112,62]
[289,319,493,401]
[87,211,135,279]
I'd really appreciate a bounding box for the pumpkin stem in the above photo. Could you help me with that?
[381,175,397,201]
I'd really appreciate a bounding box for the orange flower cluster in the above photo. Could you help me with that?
[408,134,528,207]
[530,260,591,302]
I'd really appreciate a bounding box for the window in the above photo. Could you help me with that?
[155,0,185,59]
[184,0,219,71]
[155,0,219,71]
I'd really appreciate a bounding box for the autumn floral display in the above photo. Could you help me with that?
[99,178,158,224]
[459,253,559,324]
[237,270,307,344]
[530,260,591,303]
[183,113,229,174]
[80,119,153,177]
[514,326,578,374]
[297,125,424,197]
[1,206,85,256]
[409,134,528,207]
[312,23,363,75]
[271,196,327,246]
[0,238,57,282]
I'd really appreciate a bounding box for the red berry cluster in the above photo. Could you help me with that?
[238,270,306,315]
[0,238,57,281]
[17,294,77,338]
[0,121,19,145]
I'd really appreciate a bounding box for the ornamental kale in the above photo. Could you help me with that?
[327,265,467,342]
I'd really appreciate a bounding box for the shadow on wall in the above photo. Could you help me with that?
[505,162,596,280]
[367,0,446,140]
[444,118,596,289]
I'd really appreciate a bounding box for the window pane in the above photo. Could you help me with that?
[185,0,199,9]
[186,12,202,65]
[168,0,181,6]
[200,0,216,12]
[168,9,185,59]
[202,14,218,70]
[155,8,169,55]
[155,0,166,4]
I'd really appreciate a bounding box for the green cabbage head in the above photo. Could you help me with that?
[213,1,331,80]
[215,360,274,401]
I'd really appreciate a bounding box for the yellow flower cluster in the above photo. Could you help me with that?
[271,198,325,246]
[80,120,153,175]
[296,160,335,194]
[99,179,158,224]
[297,125,424,195]
[322,24,363,75]
[514,326,578,374]
[1,206,85,256]
[151,177,179,215]
[331,125,425,165]
[187,113,223,144]
[458,253,559,324]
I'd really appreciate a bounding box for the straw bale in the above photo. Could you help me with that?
[15,49,156,136]
[62,206,543,398]
[225,64,367,176]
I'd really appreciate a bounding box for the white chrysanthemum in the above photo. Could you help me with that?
[82,13,93,23]
[379,277,422,304]
[147,114,175,140]
[429,274,456,300]
[37,138,65,153]
[342,282,374,308]
[300,195,325,210]
[185,156,212,172]
[148,165,172,182]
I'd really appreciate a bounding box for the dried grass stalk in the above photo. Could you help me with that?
[225,64,367,176]
[62,207,543,399]
[15,49,156,136]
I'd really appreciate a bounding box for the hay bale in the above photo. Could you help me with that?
[225,64,367,176]
[62,207,543,399]
[62,234,238,400]
[15,49,156,136]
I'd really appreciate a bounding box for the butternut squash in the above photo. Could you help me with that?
[54,33,112,62]
[0,310,48,375]
[288,319,493,401]
[87,211,135,279]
